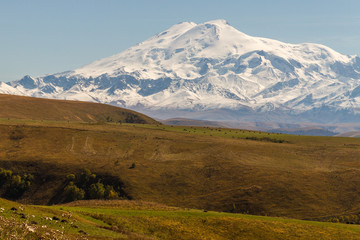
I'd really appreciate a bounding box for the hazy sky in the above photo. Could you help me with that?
[1,0,360,82]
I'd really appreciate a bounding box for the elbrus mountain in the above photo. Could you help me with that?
[2,19,360,123]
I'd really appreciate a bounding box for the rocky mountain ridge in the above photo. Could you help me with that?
[2,19,360,124]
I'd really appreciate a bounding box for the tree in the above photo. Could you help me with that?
[0,168,12,185]
[66,174,76,182]
[7,175,26,198]
[89,182,105,199]
[105,185,119,199]
[64,182,85,202]
[78,168,96,189]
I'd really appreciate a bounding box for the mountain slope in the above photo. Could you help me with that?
[3,19,360,123]
[1,120,360,220]
[0,82,23,95]
[0,94,158,124]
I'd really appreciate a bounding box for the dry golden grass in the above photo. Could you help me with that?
[0,94,158,124]
[63,199,178,211]
[1,94,360,221]
[0,119,360,221]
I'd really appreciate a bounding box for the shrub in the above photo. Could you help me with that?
[125,114,146,124]
[0,168,34,198]
[62,169,123,202]
[78,168,96,188]
[105,185,119,199]
[64,182,85,202]
[6,175,30,198]
[0,168,12,185]
[23,174,34,185]
[9,130,25,140]
[89,182,105,199]
[66,174,76,182]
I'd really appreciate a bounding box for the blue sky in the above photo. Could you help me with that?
[1,0,360,82]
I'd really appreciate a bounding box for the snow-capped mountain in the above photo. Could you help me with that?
[0,82,23,95]
[3,19,360,123]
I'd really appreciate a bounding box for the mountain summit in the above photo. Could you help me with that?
[3,20,360,123]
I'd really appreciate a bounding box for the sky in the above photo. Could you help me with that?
[1,0,360,82]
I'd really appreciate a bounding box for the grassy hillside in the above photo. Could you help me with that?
[1,118,360,221]
[1,198,360,240]
[0,94,158,124]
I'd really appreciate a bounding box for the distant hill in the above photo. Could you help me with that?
[161,117,343,137]
[161,118,229,128]
[0,94,158,124]
[268,127,337,136]
[336,131,360,138]
[161,118,341,136]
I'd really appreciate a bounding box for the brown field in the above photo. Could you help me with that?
[0,94,158,124]
[0,94,360,223]
[0,118,360,221]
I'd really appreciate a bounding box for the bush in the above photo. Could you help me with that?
[9,129,25,140]
[23,174,34,185]
[64,182,85,202]
[66,174,76,182]
[78,168,96,189]
[89,182,105,199]
[0,168,34,198]
[105,185,119,199]
[0,168,12,185]
[62,169,123,202]
[125,114,146,124]
[6,174,32,198]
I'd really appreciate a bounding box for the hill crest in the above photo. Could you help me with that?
[0,94,158,124]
